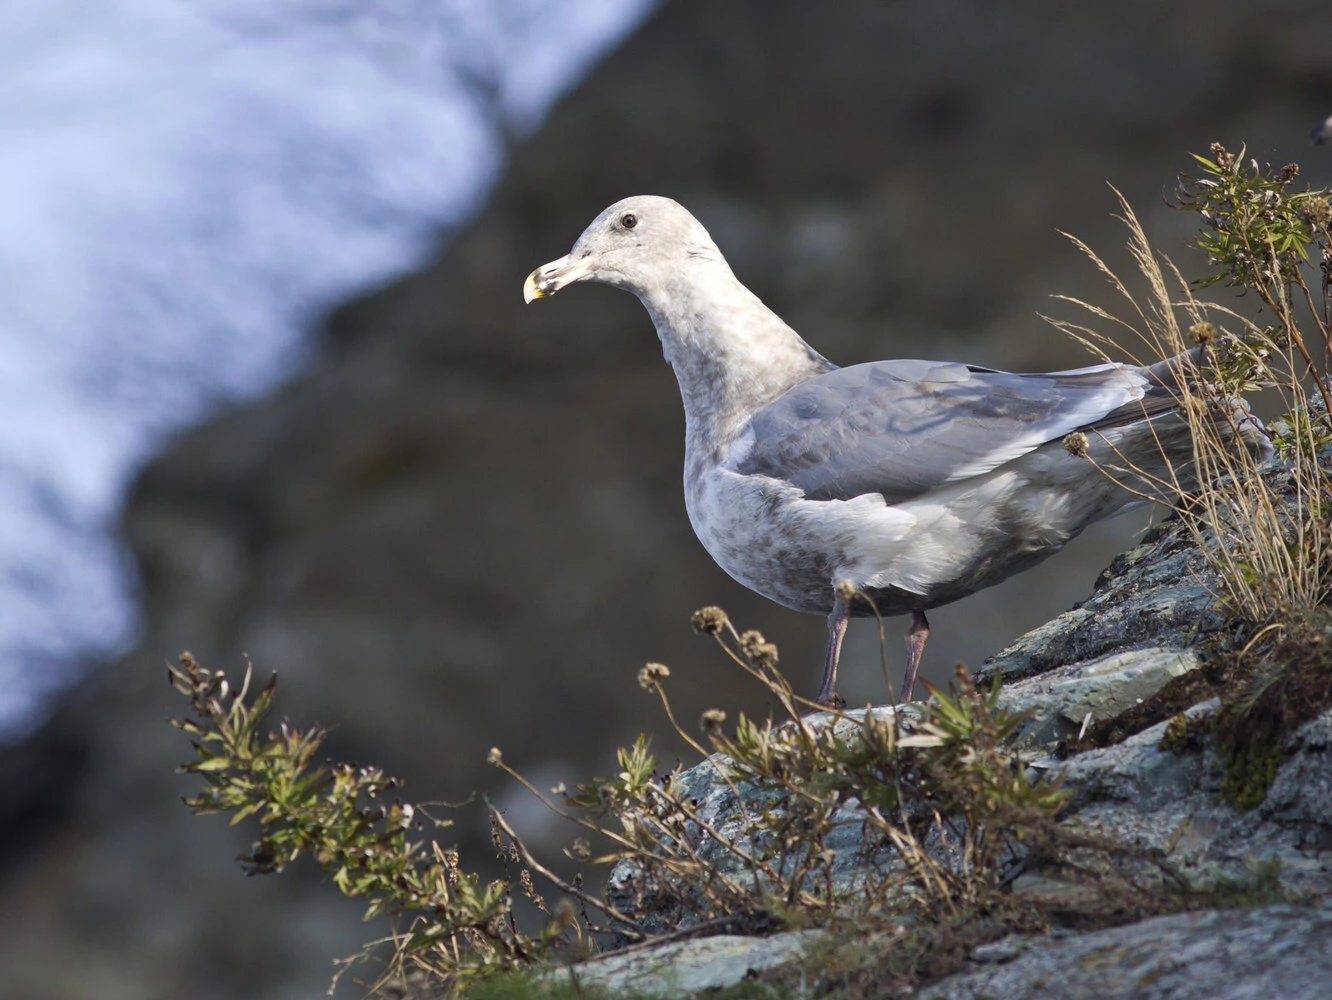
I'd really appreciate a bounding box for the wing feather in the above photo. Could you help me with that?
[733,358,1178,502]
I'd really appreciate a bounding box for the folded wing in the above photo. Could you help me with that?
[733,358,1183,503]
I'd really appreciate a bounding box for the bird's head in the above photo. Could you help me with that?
[523,195,720,303]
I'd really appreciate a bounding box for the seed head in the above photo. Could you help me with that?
[953,662,976,696]
[486,747,503,766]
[691,606,728,635]
[1299,196,1332,229]
[740,630,779,668]
[638,662,671,689]
[1063,431,1090,458]
[835,579,858,602]
[520,869,540,903]
[1190,321,1217,346]
[700,708,727,737]
[1209,142,1236,170]
[552,898,578,926]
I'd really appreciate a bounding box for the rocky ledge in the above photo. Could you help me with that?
[546,512,1332,999]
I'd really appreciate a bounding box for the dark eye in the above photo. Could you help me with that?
[620,212,638,230]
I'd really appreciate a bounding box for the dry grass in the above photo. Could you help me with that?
[1045,155,1331,628]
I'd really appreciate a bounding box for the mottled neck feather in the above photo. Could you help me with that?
[639,260,834,450]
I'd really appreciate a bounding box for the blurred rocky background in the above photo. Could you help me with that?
[0,1,1329,998]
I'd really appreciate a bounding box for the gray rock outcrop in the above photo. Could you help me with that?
[922,902,1332,1000]
[559,903,1332,1000]
[567,512,1332,998]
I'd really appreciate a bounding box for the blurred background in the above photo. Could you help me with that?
[0,1,1327,997]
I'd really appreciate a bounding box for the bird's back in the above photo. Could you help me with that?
[687,349,1270,617]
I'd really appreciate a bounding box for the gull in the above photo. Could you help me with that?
[523,196,1268,705]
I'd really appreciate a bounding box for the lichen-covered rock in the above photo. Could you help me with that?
[978,517,1223,685]
[545,929,820,997]
[595,695,1332,999]
[998,647,1200,749]
[919,900,1332,1000]
[1266,712,1332,833]
[596,530,1332,999]
[1037,706,1331,897]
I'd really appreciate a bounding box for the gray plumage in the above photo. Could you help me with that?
[736,358,1187,504]
[524,196,1270,705]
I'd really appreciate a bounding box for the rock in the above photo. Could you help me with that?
[545,929,820,997]
[918,901,1332,1000]
[978,518,1223,685]
[537,899,1332,1000]
[967,937,1028,965]
[1266,712,1332,833]
[586,687,1332,1000]
[998,647,1201,749]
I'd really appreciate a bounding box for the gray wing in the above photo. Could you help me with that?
[732,358,1180,503]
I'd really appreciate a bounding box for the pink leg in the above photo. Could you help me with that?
[816,595,849,708]
[899,611,930,703]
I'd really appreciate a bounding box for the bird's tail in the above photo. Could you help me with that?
[1141,347,1274,465]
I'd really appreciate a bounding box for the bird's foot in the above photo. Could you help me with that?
[813,691,846,712]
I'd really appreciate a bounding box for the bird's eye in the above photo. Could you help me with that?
[620,213,638,230]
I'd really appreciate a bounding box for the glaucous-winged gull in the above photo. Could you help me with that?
[523,196,1270,705]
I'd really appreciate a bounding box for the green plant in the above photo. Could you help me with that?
[169,653,611,996]
[172,597,1255,998]
[170,620,1092,997]
[495,607,1072,932]
[499,602,1205,965]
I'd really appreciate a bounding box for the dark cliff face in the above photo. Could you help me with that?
[1,2,1328,998]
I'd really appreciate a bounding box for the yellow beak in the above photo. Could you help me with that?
[522,269,547,303]
[522,254,592,303]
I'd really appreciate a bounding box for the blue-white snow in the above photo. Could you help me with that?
[0,0,653,737]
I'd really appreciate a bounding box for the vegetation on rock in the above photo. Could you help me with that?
[1047,146,1331,809]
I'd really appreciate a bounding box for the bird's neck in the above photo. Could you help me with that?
[640,271,833,449]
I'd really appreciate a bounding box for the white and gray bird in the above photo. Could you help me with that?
[523,196,1269,706]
